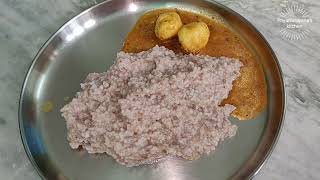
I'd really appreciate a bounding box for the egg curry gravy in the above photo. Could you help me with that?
[122,9,267,120]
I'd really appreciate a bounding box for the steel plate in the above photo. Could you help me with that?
[19,0,285,179]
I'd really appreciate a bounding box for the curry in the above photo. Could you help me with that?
[122,9,267,120]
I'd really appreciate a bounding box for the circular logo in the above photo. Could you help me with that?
[277,3,313,40]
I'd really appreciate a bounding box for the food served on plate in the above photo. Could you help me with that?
[178,22,210,53]
[155,12,183,40]
[61,46,242,166]
[61,9,267,166]
[123,9,267,120]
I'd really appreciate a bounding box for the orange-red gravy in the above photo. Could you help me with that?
[122,9,267,120]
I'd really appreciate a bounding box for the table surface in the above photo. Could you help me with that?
[0,0,319,179]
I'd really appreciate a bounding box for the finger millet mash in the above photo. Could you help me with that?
[61,9,266,167]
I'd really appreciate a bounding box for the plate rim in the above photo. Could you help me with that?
[18,0,286,179]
